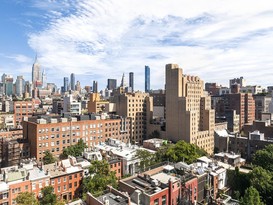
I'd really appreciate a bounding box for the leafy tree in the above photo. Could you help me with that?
[43,150,56,165]
[227,167,250,198]
[15,192,39,205]
[156,140,206,164]
[249,166,273,205]
[240,186,264,205]
[252,144,273,171]
[83,160,117,197]
[61,139,87,158]
[55,201,65,205]
[40,186,57,205]
[135,149,156,171]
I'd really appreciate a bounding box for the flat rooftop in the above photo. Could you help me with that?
[97,192,128,205]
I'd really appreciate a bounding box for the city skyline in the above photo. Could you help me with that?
[1,0,273,90]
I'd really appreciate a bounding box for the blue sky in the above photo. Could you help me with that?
[1,0,273,91]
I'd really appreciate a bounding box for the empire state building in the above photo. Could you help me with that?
[32,55,42,88]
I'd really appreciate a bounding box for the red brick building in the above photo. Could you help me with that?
[109,158,122,180]
[223,93,255,129]
[13,100,35,127]
[23,115,131,161]
[44,160,83,201]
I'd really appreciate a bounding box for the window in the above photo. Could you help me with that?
[39,180,43,188]
[162,195,166,205]
[58,186,60,192]
[69,183,72,189]
[74,182,77,187]
[25,185,29,191]
[51,180,55,185]
[64,185,66,191]
[32,182,36,190]
[154,199,159,205]
[64,177,66,182]
[74,173,77,178]
[58,178,61,184]
[69,175,72,180]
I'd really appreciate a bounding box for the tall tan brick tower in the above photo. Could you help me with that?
[165,64,215,154]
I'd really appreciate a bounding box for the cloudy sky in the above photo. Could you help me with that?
[1,0,273,91]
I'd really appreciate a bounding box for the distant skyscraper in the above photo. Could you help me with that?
[15,76,25,97]
[32,55,42,87]
[129,72,134,92]
[120,73,126,88]
[70,73,75,91]
[107,79,117,90]
[93,81,98,93]
[4,75,13,96]
[64,77,69,92]
[145,65,150,92]
[42,69,46,88]
[75,81,81,91]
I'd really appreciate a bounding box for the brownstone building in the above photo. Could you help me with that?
[44,160,83,201]
[109,158,122,180]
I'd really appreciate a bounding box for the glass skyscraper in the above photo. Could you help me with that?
[64,77,69,92]
[70,73,75,91]
[129,72,134,92]
[107,79,117,90]
[145,65,150,92]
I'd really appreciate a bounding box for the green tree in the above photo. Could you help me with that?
[15,192,39,205]
[83,160,117,197]
[253,144,273,171]
[240,186,264,205]
[43,150,56,165]
[227,167,250,197]
[39,186,57,205]
[249,166,273,204]
[61,139,87,158]
[156,140,206,164]
[135,149,157,171]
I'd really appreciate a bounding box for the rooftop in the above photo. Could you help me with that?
[215,152,241,159]
[28,167,49,180]
[44,163,66,178]
[97,192,128,205]
[6,168,27,183]
[0,182,9,192]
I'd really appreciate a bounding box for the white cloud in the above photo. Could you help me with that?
[27,0,273,89]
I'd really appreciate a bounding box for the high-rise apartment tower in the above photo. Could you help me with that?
[145,65,150,92]
[165,64,215,154]
[129,72,134,92]
[70,73,75,91]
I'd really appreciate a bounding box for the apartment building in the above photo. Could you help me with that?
[88,93,109,113]
[111,91,153,144]
[23,114,131,161]
[165,64,215,154]
[222,93,255,130]
[109,158,122,180]
[0,159,84,204]
[13,100,35,127]
[0,129,30,168]
[44,160,83,201]
[0,182,9,205]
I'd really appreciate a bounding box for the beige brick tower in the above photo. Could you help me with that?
[165,64,215,154]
